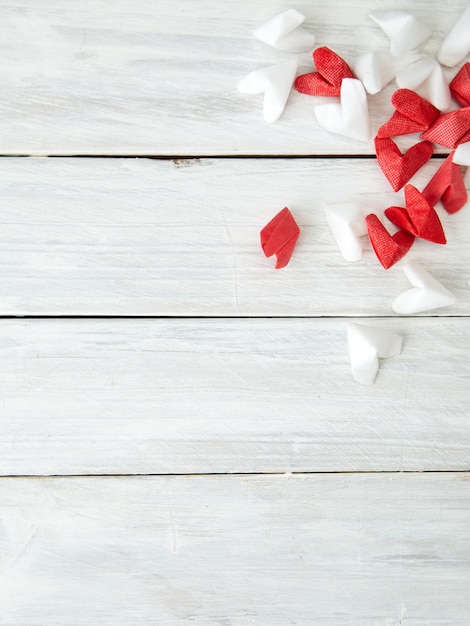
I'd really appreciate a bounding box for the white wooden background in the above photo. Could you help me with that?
[0,1,469,624]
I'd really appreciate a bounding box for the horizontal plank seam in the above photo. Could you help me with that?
[1,315,469,320]
[0,154,448,160]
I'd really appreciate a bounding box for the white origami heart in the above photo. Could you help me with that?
[324,202,368,262]
[392,262,456,314]
[453,142,470,167]
[396,56,451,111]
[238,58,298,124]
[348,323,402,385]
[369,10,432,57]
[253,8,315,53]
[438,5,470,67]
[351,50,422,94]
[314,78,370,142]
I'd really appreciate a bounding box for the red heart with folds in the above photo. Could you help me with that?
[384,184,446,244]
[366,213,415,269]
[422,153,468,214]
[375,137,434,192]
[294,47,354,97]
[260,207,300,269]
[421,107,470,149]
[449,63,470,107]
[377,89,440,138]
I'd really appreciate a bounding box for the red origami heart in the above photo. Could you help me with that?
[375,137,434,192]
[260,207,300,269]
[449,63,470,107]
[421,107,470,149]
[294,46,354,97]
[366,213,415,269]
[377,89,440,138]
[384,184,446,244]
[422,153,468,214]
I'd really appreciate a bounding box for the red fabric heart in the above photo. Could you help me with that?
[375,137,434,192]
[449,63,470,107]
[366,213,415,269]
[377,89,440,138]
[422,153,468,214]
[384,184,446,244]
[260,207,300,269]
[294,47,354,97]
[421,107,470,149]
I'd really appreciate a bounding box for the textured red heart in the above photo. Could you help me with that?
[366,213,415,269]
[449,63,470,107]
[260,207,300,269]
[375,137,434,192]
[294,47,354,97]
[385,184,446,244]
[377,89,440,138]
[422,153,468,214]
[421,107,470,149]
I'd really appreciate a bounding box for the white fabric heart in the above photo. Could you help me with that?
[438,5,470,67]
[254,9,315,53]
[392,262,457,314]
[238,59,298,124]
[453,142,470,167]
[351,50,421,95]
[369,10,432,57]
[314,78,370,142]
[324,202,368,262]
[348,323,402,385]
[396,56,451,111]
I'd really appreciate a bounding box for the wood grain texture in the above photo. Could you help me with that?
[1,157,469,316]
[1,473,469,625]
[1,318,469,475]
[0,0,467,155]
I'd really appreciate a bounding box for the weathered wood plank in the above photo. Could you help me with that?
[1,473,469,625]
[0,0,466,155]
[1,318,469,475]
[1,157,468,316]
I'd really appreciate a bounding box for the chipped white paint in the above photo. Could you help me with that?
[0,318,469,475]
[1,474,470,624]
[0,0,467,155]
[0,157,468,317]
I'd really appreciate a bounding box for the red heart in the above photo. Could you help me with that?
[366,213,415,269]
[421,107,470,149]
[294,47,354,97]
[422,153,468,214]
[260,207,300,269]
[450,63,470,107]
[377,89,440,138]
[385,184,446,244]
[375,137,434,192]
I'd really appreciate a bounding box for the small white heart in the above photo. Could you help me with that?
[392,262,457,314]
[254,9,315,53]
[369,10,432,57]
[396,56,451,111]
[348,323,402,385]
[438,5,470,67]
[314,78,370,142]
[324,202,368,262]
[238,59,298,124]
[453,142,470,167]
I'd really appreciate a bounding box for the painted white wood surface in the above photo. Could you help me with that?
[0,0,467,155]
[1,318,469,475]
[1,473,469,625]
[1,157,468,316]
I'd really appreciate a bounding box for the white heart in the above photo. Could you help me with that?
[314,78,370,142]
[351,50,421,95]
[392,262,457,314]
[453,142,470,167]
[438,5,470,67]
[348,323,402,385]
[396,56,451,111]
[369,10,432,57]
[238,58,298,124]
[324,202,368,262]
[253,9,315,53]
